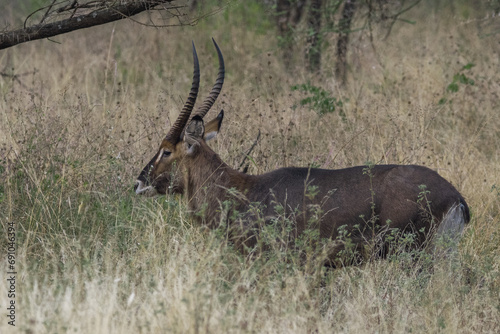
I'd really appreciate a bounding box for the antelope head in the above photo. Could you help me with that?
[134,39,225,196]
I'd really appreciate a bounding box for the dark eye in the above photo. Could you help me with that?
[163,151,171,158]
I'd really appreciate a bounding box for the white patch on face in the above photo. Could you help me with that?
[155,148,164,164]
[135,180,158,197]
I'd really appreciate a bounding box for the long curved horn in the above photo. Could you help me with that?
[192,38,225,118]
[165,42,200,143]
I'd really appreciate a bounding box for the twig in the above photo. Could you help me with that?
[238,130,261,173]
[40,0,59,25]
[0,69,39,90]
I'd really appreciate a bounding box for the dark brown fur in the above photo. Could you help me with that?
[135,41,469,263]
[177,116,470,260]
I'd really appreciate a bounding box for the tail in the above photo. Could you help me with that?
[437,200,469,239]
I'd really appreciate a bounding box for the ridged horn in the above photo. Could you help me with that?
[165,42,200,143]
[192,38,225,118]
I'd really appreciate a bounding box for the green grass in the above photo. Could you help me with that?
[1,1,500,333]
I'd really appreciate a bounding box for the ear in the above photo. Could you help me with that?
[185,116,205,155]
[204,110,224,141]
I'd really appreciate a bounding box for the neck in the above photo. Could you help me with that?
[184,142,244,227]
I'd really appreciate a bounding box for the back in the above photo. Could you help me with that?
[245,164,468,243]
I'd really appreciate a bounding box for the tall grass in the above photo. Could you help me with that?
[1,1,499,333]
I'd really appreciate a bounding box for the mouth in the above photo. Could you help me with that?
[134,180,158,196]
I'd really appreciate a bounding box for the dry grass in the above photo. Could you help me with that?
[1,1,499,333]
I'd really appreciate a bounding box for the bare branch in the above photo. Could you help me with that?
[0,0,183,50]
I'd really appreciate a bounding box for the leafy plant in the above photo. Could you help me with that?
[439,63,476,104]
[291,83,345,120]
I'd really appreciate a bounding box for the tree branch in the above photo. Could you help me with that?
[0,0,177,50]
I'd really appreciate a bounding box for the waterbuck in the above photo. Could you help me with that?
[135,40,469,263]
